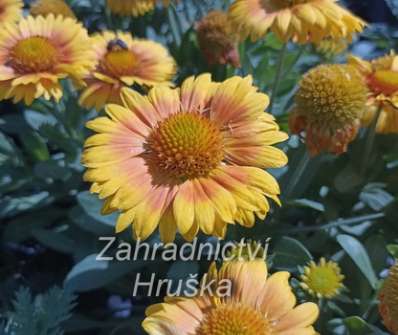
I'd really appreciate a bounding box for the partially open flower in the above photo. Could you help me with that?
[349,52,398,134]
[228,0,366,44]
[143,260,319,334]
[79,31,176,110]
[0,0,22,24]
[106,0,171,17]
[30,0,76,19]
[379,261,398,334]
[316,38,349,58]
[300,258,345,299]
[0,15,95,105]
[196,10,241,68]
[289,64,368,156]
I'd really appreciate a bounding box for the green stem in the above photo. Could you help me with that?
[53,102,75,139]
[360,107,382,176]
[284,150,311,200]
[282,44,306,78]
[283,213,385,234]
[269,43,288,114]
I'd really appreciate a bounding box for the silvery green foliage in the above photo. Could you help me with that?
[2,287,76,335]
[385,0,398,18]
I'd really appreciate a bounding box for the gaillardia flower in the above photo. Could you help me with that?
[228,0,366,43]
[379,261,398,334]
[30,0,76,19]
[0,15,95,105]
[82,74,288,242]
[300,258,345,299]
[0,0,22,24]
[106,0,170,17]
[79,31,176,111]
[196,10,241,68]
[349,52,398,134]
[289,64,367,156]
[143,260,319,334]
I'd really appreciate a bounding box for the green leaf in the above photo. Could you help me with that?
[387,244,398,258]
[64,254,144,292]
[334,164,363,193]
[76,191,117,229]
[290,199,325,212]
[360,184,394,211]
[32,228,76,254]
[20,131,50,162]
[0,192,50,218]
[337,234,378,289]
[272,237,312,271]
[344,316,373,335]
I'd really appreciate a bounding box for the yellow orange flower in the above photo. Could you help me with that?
[379,261,398,335]
[300,258,345,299]
[289,64,367,156]
[0,15,95,105]
[82,74,288,242]
[30,0,76,19]
[79,31,176,111]
[0,0,22,24]
[196,10,241,67]
[228,0,366,43]
[106,0,171,17]
[143,260,319,334]
[349,52,398,134]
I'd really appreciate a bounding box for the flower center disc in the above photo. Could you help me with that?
[306,267,341,296]
[10,36,58,73]
[196,304,271,335]
[147,112,224,181]
[102,49,137,77]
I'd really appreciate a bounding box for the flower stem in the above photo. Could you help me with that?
[360,107,382,176]
[269,42,288,114]
[282,44,306,78]
[284,149,311,199]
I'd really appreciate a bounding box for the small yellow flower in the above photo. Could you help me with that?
[106,0,171,17]
[349,52,398,134]
[301,258,345,299]
[289,64,368,156]
[379,261,398,335]
[82,74,288,242]
[30,0,76,19]
[143,260,319,334]
[0,15,95,105]
[196,10,241,68]
[79,31,176,110]
[228,0,366,44]
[0,0,22,24]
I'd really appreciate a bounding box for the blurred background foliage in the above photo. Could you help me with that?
[0,0,398,334]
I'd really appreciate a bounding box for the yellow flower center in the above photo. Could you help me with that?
[102,49,137,77]
[301,259,344,298]
[10,36,58,73]
[196,304,272,335]
[295,64,367,129]
[147,112,224,181]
